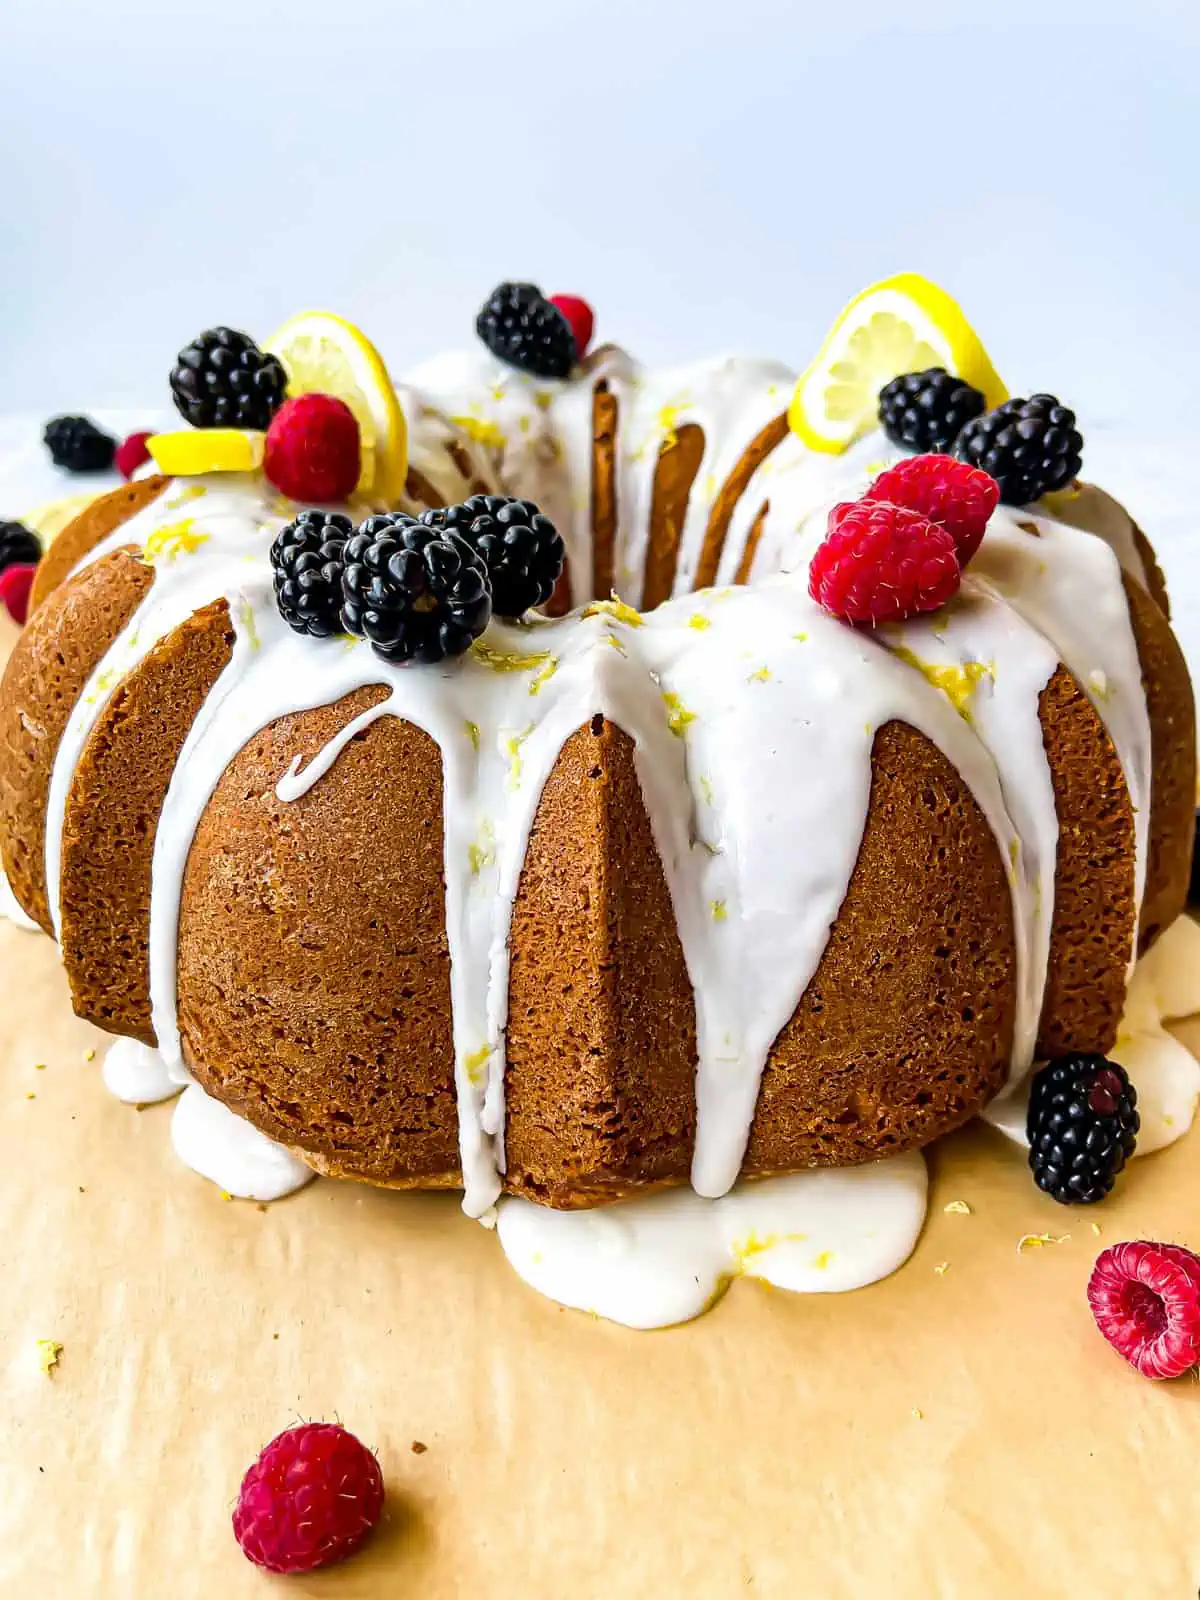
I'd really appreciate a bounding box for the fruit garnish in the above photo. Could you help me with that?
[954,393,1083,506]
[788,274,1008,454]
[233,1421,385,1575]
[115,431,154,480]
[549,294,595,361]
[810,500,960,624]
[1088,1240,1200,1380]
[264,311,408,504]
[44,415,117,473]
[865,455,999,566]
[0,563,36,626]
[146,429,265,477]
[263,394,361,503]
[477,283,577,379]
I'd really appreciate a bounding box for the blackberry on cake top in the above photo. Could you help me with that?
[423,495,564,617]
[170,326,288,431]
[341,513,492,664]
[271,511,354,638]
[954,393,1083,505]
[477,283,578,380]
[878,367,986,454]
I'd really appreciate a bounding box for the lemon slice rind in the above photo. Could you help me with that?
[264,311,408,505]
[789,274,1009,455]
[147,429,265,477]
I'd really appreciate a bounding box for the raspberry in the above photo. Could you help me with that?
[865,455,999,566]
[232,1422,384,1575]
[0,563,36,627]
[264,394,361,504]
[549,295,595,361]
[115,431,153,481]
[809,501,961,625]
[1087,1240,1200,1380]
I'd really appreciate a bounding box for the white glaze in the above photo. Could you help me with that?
[32,344,1163,1231]
[496,1151,928,1330]
[102,1037,181,1105]
[170,1082,314,1201]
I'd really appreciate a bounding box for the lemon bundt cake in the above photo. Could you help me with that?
[0,281,1193,1228]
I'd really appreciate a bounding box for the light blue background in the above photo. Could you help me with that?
[1,0,1198,646]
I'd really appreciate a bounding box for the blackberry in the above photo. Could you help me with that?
[43,415,116,472]
[0,519,41,575]
[953,394,1083,505]
[169,326,288,430]
[423,495,564,617]
[1027,1054,1139,1205]
[878,367,985,454]
[476,283,577,380]
[1190,811,1200,907]
[341,514,492,664]
[271,510,354,638]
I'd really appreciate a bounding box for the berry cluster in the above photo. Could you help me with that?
[878,368,1083,505]
[808,453,998,625]
[0,518,40,626]
[477,283,594,379]
[271,495,563,662]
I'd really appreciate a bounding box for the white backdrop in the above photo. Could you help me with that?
[2,0,1198,647]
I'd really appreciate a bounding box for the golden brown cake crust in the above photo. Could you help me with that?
[58,601,236,1044]
[745,720,1017,1172]
[695,411,789,590]
[176,690,461,1188]
[589,383,619,603]
[0,548,154,931]
[1035,665,1135,1058]
[641,423,705,609]
[1127,575,1196,948]
[504,718,697,1206]
[29,477,167,613]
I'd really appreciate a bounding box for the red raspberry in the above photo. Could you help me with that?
[865,455,999,565]
[115,430,153,481]
[1087,1240,1200,1380]
[550,295,594,360]
[809,501,961,625]
[264,394,361,504]
[0,562,36,626]
[233,1422,384,1575]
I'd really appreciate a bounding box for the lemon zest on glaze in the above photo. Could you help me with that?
[142,518,209,566]
[662,692,696,738]
[528,656,559,696]
[470,642,554,676]
[582,594,643,628]
[893,647,992,719]
[709,900,728,923]
[747,666,771,684]
[464,720,480,751]
[812,1250,835,1270]
[464,1045,491,1086]
[504,725,533,789]
[689,613,712,631]
[468,820,496,878]
[450,414,505,450]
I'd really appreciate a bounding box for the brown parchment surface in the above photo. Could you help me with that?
[3,621,1200,1600]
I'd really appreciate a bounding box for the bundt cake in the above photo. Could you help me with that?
[0,282,1193,1227]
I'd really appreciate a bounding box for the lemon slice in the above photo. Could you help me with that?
[789,274,1008,454]
[147,429,265,476]
[264,311,408,504]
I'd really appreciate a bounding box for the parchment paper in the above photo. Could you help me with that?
[3,613,1199,1600]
